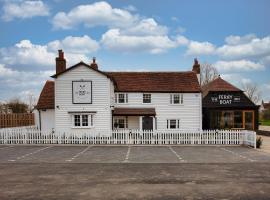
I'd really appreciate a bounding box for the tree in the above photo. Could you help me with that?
[200,62,219,86]
[241,82,261,104]
[26,93,37,113]
[7,98,28,113]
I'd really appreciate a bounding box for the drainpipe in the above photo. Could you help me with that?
[38,109,42,131]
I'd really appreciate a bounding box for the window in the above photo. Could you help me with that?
[74,115,81,127]
[143,94,151,103]
[170,94,183,104]
[114,118,128,129]
[115,93,128,104]
[167,119,180,129]
[72,114,93,128]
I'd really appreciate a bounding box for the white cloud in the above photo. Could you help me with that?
[175,35,189,46]
[101,29,178,54]
[217,35,270,59]
[0,64,54,101]
[52,2,168,38]
[214,60,265,72]
[186,41,216,55]
[123,5,137,12]
[0,36,99,70]
[121,18,168,36]
[52,1,136,30]
[224,34,257,45]
[0,40,55,69]
[48,35,99,54]
[2,0,50,21]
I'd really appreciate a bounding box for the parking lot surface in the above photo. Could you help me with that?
[0,145,270,164]
[0,145,270,200]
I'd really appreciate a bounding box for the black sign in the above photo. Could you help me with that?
[211,94,240,105]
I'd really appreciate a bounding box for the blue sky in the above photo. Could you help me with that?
[0,0,269,103]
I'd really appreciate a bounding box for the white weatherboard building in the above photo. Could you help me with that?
[35,50,202,134]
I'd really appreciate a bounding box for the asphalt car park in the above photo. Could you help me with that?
[0,145,270,163]
[1,145,270,200]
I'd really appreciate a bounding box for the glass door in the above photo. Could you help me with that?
[244,111,254,130]
[222,111,234,129]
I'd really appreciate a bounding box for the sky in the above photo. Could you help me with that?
[0,0,270,103]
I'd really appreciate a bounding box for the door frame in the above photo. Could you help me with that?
[142,116,154,130]
[243,110,254,130]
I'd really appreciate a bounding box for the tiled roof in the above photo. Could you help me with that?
[106,71,200,93]
[202,77,241,96]
[36,81,55,109]
[38,63,201,109]
[113,108,156,116]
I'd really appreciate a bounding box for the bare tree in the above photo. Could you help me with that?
[200,62,219,86]
[27,93,37,113]
[7,98,28,113]
[241,82,261,104]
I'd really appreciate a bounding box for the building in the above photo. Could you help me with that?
[260,100,270,113]
[35,50,202,133]
[202,76,259,130]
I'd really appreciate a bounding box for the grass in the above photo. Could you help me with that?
[260,119,270,126]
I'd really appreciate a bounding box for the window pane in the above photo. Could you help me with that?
[170,120,177,129]
[74,115,81,126]
[118,119,125,128]
[118,94,125,103]
[234,111,243,128]
[173,94,180,104]
[143,94,151,103]
[82,115,88,126]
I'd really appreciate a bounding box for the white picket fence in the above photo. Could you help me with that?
[0,126,257,148]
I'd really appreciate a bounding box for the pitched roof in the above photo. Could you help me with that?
[202,76,241,96]
[106,71,200,93]
[36,81,55,110]
[38,62,201,109]
[113,108,156,116]
[51,61,112,80]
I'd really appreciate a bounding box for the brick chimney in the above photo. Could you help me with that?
[56,50,66,74]
[192,58,201,84]
[90,57,98,70]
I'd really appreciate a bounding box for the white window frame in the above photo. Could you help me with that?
[71,114,94,128]
[115,93,128,104]
[166,119,180,129]
[143,93,151,104]
[170,94,184,105]
[114,117,128,129]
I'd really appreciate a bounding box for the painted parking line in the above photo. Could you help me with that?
[168,146,186,162]
[0,146,13,150]
[8,146,53,162]
[123,146,131,163]
[220,147,256,162]
[65,146,92,162]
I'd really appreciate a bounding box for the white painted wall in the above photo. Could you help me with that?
[34,109,55,131]
[115,93,202,131]
[54,65,113,135]
[41,109,55,131]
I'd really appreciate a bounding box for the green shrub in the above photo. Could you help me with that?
[256,137,263,149]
